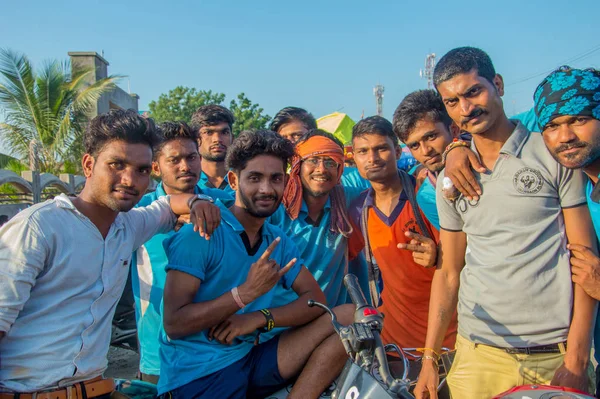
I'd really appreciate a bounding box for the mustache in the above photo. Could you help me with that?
[254,195,277,202]
[310,174,331,179]
[366,162,385,169]
[113,186,139,196]
[461,108,486,124]
[210,144,227,151]
[556,142,587,153]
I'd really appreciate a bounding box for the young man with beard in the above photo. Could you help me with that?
[348,116,457,397]
[414,48,597,399]
[158,130,352,399]
[0,110,220,398]
[191,104,235,193]
[445,66,600,396]
[393,90,459,229]
[259,130,366,337]
[131,121,233,383]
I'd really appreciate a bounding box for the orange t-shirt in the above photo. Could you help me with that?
[350,186,457,350]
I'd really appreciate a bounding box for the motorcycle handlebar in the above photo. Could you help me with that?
[343,274,368,310]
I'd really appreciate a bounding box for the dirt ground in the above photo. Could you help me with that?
[106,346,140,380]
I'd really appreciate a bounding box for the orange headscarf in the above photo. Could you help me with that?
[283,136,352,237]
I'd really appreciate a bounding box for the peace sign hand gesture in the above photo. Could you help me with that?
[237,237,297,304]
[397,231,438,268]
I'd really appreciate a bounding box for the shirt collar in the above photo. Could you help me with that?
[299,196,331,215]
[55,193,125,231]
[155,182,202,198]
[470,120,530,158]
[200,171,230,189]
[365,183,409,207]
[220,205,274,238]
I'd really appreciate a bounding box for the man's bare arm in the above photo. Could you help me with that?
[209,266,328,345]
[163,270,241,340]
[551,205,598,391]
[164,238,296,340]
[414,229,467,399]
[269,266,326,327]
[423,229,467,352]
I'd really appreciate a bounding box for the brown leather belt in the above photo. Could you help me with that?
[0,377,115,399]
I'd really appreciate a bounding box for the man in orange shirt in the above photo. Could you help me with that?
[348,116,457,397]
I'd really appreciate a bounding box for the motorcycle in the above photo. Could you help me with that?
[267,273,417,399]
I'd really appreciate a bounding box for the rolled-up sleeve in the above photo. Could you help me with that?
[0,217,47,333]
[128,196,177,250]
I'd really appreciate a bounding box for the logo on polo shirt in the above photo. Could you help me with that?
[455,196,479,214]
[513,167,544,194]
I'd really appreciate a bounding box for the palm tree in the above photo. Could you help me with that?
[0,49,121,174]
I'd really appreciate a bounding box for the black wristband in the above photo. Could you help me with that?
[258,309,275,332]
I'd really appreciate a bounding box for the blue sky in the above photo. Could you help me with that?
[2,0,600,124]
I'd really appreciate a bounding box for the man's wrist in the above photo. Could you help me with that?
[441,139,470,164]
[564,350,589,371]
[187,194,214,210]
[236,283,256,305]
[250,311,267,330]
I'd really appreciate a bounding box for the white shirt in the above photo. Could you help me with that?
[0,194,176,392]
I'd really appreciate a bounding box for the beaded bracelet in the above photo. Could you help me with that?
[441,139,470,164]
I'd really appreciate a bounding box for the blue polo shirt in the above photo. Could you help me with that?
[269,185,365,304]
[157,205,304,394]
[340,167,370,191]
[258,184,369,342]
[585,179,600,364]
[198,170,234,194]
[131,183,234,376]
[416,176,439,230]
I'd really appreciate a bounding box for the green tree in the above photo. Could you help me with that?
[229,92,271,136]
[148,86,225,124]
[0,48,120,174]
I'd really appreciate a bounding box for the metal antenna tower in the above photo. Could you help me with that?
[373,84,384,116]
[419,53,437,89]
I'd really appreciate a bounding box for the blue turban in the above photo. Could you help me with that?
[533,67,600,130]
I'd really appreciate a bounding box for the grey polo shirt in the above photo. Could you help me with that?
[436,121,587,348]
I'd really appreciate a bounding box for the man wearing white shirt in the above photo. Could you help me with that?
[0,109,219,398]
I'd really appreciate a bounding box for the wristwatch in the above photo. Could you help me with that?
[187,193,214,210]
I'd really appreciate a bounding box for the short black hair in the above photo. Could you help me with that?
[226,129,295,173]
[84,109,160,157]
[191,104,235,130]
[154,121,198,157]
[433,46,496,88]
[269,107,318,133]
[393,90,453,143]
[352,116,398,146]
[296,128,344,150]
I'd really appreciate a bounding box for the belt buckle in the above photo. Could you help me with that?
[505,347,530,355]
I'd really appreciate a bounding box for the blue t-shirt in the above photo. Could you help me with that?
[198,171,235,195]
[258,183,369,342]
[416,176,439,230]
[157,205,304,394]
[512,108,539,132]
[340,167,370,191]
[131,184,234,376]
[585,179,600,364]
